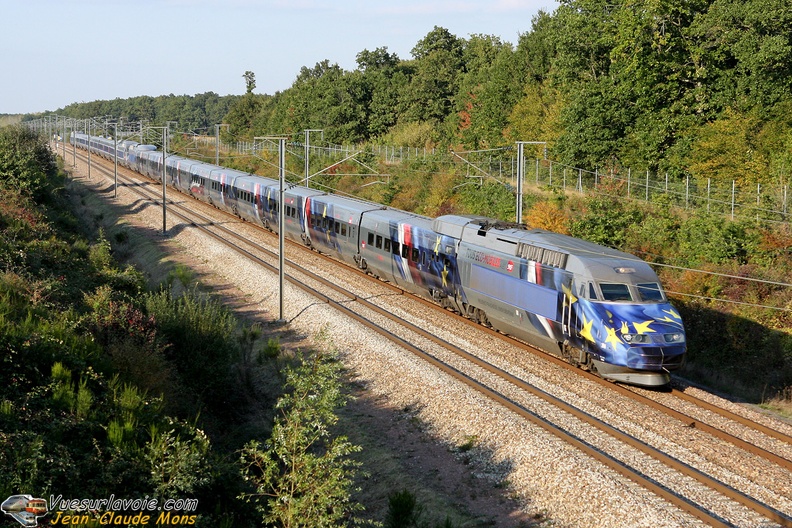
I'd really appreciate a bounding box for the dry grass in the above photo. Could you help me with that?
[759,386,792,420]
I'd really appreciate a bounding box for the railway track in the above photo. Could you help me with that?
[61,144,792,527]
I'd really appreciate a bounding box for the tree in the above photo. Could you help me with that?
[686,107,770,188]
[402,27,465,124]
[690,0,792,114]
[240,351,362,527]
[453,34,519,148]
[244,71,257,94]
[356,47,400,72]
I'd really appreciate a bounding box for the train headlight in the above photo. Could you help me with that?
[622,333,651,344]
[663,333,685,343]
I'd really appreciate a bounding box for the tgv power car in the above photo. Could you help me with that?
[70,132,686,386]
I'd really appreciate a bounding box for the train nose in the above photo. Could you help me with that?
[625,345,686,370]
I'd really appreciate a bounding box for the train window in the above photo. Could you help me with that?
[392,241,400,255]
[341,224,347,237]
[599,283,633,302]
[334,221,340,234]
[637,283,664,302]
[384,239,391,252]
[368,232,374,246]
[375,235,383,249]
[401,245,410,259]
[411,248,419,262]
[588,283,598,300]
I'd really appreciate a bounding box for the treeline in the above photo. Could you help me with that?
[53,92,241,134]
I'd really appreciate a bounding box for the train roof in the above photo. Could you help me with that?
[309,193,385,215]
[232,173,279,191]
[435,214,656,279]
[362,207,433,228]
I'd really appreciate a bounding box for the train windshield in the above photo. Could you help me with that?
[637,282,664,302]
[599,283,632,301]
[598,282,666,302]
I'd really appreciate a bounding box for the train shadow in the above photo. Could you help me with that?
[338,383,540,527]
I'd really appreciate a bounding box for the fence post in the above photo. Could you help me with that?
[707,178,711,213]
[578,169,583,193]
[627,168,631,198]
[686,175,690,209]
[645,170,649,202]
[731,180,736,220]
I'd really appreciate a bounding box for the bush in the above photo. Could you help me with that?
[568,196,644,248]
[143,288,238,413]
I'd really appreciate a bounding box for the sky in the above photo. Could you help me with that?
[1,0,559,115]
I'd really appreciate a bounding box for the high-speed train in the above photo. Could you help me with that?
[71,132,686,387]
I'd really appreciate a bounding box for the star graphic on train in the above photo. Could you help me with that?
[579,314,594,343]
[605,325,622,347]
[632,320,656,334]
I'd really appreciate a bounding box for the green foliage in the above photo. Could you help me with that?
[385,489,423,528]
[0,127,256,525]
[401,26,465,127]
[567,195,645,248]
[240,350,363,527]
[0,126,58,201]
[380,121,438,149]
[58,92,240,132]
[146,421,211,498]
[384,489,459,528]
[143,288,238,412]
[225,93,264,138]
[675,214,759,267]
[457,180,515,221]
[687,108,770,187]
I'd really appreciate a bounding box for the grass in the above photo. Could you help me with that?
[759,387,792,420]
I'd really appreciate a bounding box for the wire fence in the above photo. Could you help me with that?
[223,138,790,225]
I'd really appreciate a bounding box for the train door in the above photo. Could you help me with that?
[252,182,263,224]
